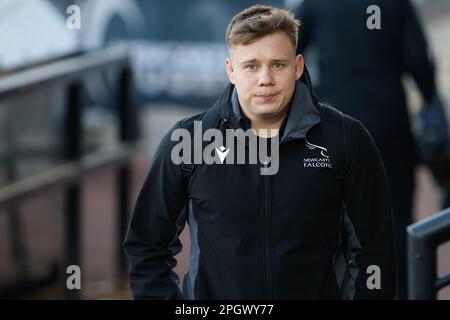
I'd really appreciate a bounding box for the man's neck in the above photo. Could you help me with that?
[249,113,287,138]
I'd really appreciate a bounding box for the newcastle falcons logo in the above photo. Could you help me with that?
[305,140,329,158]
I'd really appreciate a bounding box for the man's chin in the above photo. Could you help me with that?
[253,104,282,116]
[255,110,284,120]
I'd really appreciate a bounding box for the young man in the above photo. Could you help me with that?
[123,5,396,299]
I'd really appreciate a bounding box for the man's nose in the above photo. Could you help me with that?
[258,66,274,86]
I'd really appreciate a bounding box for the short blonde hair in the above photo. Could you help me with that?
[226,5,301,51]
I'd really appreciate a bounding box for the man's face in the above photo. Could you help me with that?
[225,32,304,122]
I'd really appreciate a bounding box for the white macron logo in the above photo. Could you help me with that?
[215,146,230,164]
[170,122,280,175]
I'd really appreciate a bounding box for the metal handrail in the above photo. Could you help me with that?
[0,45,128,98]
[407,208,450,299]
[0,143,140,209]
[0,44,138,299]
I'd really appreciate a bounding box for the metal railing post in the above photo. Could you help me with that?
[117,65,136,277]
[407,233,436,299]
[63,82,82,299]
[5,106,29,280]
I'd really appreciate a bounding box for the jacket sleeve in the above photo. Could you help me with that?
[123,122,188,299]
[341,119,396,299]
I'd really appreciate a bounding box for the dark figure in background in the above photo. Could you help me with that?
[295,0,445,299]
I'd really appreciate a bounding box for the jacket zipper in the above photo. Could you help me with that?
[261,160,272,299]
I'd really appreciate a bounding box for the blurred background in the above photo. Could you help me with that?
[0,0,449,299]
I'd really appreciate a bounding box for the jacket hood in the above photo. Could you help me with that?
[214,66,320,143]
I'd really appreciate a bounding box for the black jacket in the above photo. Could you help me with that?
[123,75,396,299]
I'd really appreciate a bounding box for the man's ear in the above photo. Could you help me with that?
[295,54,304,80]
[225,58,235,84]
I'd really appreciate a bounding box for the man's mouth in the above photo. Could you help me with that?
[255,93,279,102]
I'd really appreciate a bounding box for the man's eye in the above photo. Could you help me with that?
[273,63,285,69]
[245,64,257,71]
